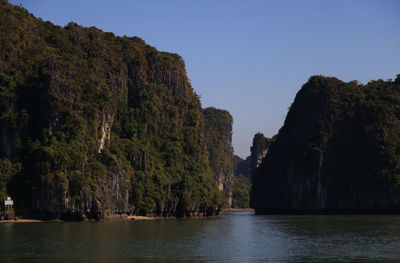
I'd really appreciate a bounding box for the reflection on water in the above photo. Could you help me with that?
[1,212,400,262]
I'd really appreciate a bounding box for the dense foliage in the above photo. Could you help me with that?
[203,107,234,207]
[233,155,251,179]
[231,132,273,209]
[203,107,233,172]
[232,175,251,208]
[0,1,222,218]
[251,75,400,213]
[231,155,251,208]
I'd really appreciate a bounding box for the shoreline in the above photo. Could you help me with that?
[0,219,44,223]
[0,209,252,223]
[0,216,161,223]
[113,215,162,221]
[128,215,158,220]
[221,208,255,213]
[254,208,400,215]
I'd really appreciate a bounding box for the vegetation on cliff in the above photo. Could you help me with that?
[0,1,223,219]
[232,172,251,209]
[233,155,251,180]
[232,155,250,208]
[203,107,234,207]
[251,75,400,213]
[231,132,274,208]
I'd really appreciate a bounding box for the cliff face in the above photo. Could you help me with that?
[251,75,400,213]
[233,155,251,179]
[231,133,273,208]
[250,133,273,178]
[0,2,223,219]
[232,155,251,208]
[203,107,234,207]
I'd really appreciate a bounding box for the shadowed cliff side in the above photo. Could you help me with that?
[232,155,251,208]
[0,2,223,220]
[203,107,234,208]
[231,133,274,208]
[251,75,400,214]
[250,133,273,180]
[233,155,251,180]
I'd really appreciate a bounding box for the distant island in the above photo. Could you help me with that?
[251,75,400,214]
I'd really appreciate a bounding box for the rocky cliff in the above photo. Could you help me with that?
[232,155,251,208]
[0,2,223,220]
[231,133,273,208]
[250,133,273,179]
[251,75,400,214]
[203,107,234,207]
[233,155,251,179]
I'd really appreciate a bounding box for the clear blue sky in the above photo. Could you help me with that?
[10,0,400,158]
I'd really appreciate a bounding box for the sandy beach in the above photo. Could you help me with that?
[221,208,255,213]
[127,215,159,220]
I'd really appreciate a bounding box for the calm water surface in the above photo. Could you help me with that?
[1,211,400,262]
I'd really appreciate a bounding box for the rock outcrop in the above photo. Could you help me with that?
[250,133,273,179]
[203,107,234,207]
[232,155,250,208]
[233,155,251,180]
[231,133,273,208]
[0,2,223,220]
[251,75,400,214]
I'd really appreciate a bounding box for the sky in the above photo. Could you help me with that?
[9,0,400,158]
